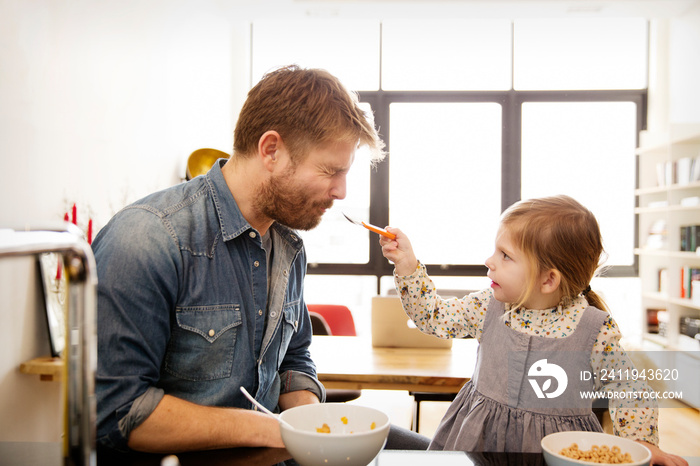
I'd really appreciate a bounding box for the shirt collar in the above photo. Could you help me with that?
[205,159,304,250]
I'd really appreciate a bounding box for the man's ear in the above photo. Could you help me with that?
[258,130,282,171]
[540,268,562,295]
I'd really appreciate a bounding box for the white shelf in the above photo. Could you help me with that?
[637,124,700,155]
[641,333,700,354]
[635,248,700,260]
[635,180,700,196]
[635,204,700,214]
[637,125,700,349]
[641,292,700,310]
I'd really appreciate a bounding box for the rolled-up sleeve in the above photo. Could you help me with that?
[280,370,326,402]
[94,209,180,452]
[116,387,165,446]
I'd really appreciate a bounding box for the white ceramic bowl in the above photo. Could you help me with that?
[279,403,390,466]
[541,431,651,466]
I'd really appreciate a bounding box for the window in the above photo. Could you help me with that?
[521,101,638,267]
[388,102,502,265]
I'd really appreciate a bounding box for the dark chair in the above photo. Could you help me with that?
[309,312,332,336]
[307,305,361,403]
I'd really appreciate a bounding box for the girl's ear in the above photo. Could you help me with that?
[540,269,562,295]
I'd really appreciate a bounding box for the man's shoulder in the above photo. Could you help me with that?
[95,179,215,251]
[125,179,210,217]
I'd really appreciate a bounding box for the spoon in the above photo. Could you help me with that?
[239,386,294,429]
[342,213,396,240]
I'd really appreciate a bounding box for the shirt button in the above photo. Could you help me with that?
[208,329,215,337]
[249,231,257,238]
[283,270,288,276]
[254,260,260,267]
[270,311,277,318]
[258,309,263,316]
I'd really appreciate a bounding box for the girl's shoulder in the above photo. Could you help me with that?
[580,301,615,327]
[576,301,621,343]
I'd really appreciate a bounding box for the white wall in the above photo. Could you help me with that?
[0,0,249,232]
[1,0,699,443]
[669,2,700,124]
[0,0,250,443]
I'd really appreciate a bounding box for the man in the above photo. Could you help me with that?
[94,65,428,453]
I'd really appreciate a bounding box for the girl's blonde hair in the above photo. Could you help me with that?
[500,195,609,312]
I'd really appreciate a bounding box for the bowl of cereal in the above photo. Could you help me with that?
[279,403,390,466]
[541,432,651,466]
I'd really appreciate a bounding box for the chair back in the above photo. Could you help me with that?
[307,304,356,336]
[309,312,332,336]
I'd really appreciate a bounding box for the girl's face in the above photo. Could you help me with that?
[484,225,530,306]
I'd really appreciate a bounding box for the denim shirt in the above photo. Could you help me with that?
[93,160,324,452]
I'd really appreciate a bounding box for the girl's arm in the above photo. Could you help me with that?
[591,317,659,443]
[380,228,489,340]
[591,317,688,466]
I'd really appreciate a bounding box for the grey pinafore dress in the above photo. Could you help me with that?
[429,298,607,452]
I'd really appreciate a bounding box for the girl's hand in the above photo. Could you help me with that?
[637,441,688,466]
[379,227,418,276]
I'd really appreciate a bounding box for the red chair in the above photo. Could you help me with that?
[307,304,357,336]
[307,304,360,402]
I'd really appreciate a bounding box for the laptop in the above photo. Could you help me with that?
[371,296,452,349]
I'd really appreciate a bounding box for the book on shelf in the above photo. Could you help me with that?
[680,266,700,299]
[658,310,669,337]
[680,225,700,252]
[658,268,668,294]
[646,308,665,334]
[646,308,668,333]
[678,157,692,185]
[655,155,700,187]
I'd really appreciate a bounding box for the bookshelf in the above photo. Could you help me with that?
[636,124,700,351]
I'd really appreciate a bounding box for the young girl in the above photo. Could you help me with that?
[380,195,686,466]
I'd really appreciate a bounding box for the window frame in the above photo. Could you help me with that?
[306,88,647,291]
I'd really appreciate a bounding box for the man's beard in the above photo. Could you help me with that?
[254,167,333,231]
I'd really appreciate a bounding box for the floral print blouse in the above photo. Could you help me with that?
[395,263,659,445]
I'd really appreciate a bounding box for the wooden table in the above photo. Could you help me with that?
[309,335,478,394]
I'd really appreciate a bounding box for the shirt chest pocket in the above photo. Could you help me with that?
[164,305,242,381]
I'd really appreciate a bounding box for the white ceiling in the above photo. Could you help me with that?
[228,0,700,19]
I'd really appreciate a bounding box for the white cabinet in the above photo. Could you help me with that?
[636,124,700,350]
[674,352,700,408]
